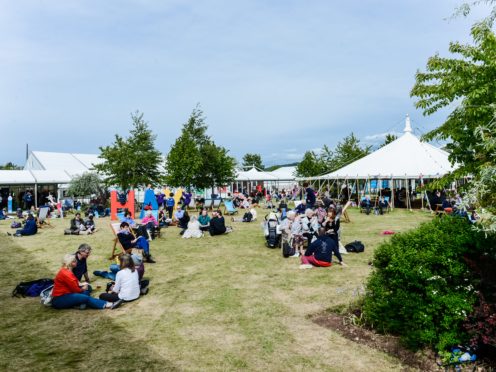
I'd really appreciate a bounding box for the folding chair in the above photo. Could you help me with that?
[109,223,143,260]
[340,201,352,223]
[37,206,53,228]
[203,199,213,210]
[212,199,222,210]
[223,200,238,215]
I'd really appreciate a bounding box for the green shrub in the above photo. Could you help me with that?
[363,216,487,351]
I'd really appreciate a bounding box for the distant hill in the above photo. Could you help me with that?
[264,162,299,172]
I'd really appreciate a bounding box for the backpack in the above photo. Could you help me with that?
[166,198,175,207]
[265,219,280,248]
[345,240,365,253]
[243,212,253,222]
[282,240,295,257]
[40,285,54,306]
[12,278,54,297]
[118,191,128,204]
[11,221,22,229]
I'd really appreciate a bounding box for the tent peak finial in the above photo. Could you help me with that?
[404,114,412,133]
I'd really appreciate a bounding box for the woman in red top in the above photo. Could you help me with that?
[52,254,122,310]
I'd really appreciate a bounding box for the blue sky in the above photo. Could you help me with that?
[0,0,490,166]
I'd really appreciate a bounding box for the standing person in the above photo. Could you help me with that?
[156,191,165,209]
[23,191,33,210]
[165,193,175,219]
[51,254,120,310]
[300,228,346,269]
[99,254,140,304]
[117,222,156,263]
[182,191,192,210]
[303,182,316,209]
[73,244,92,284]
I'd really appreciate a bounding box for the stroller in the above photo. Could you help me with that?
[264,213,281,248]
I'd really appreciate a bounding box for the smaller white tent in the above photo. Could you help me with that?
[269,166,296,181]
[235,167,279,181]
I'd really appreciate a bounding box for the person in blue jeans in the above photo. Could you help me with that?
[51,254,122,310]
[117,222,156,263]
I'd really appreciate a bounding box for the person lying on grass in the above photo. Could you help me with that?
[51,254,121,310]
[300,228,347,269]
[98,254,140,305]
[118,222,156,263]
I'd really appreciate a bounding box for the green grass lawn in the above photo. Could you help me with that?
[0,208,432,371]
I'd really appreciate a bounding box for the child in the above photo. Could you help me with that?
[165,193,175,219]
[290,214,304,257]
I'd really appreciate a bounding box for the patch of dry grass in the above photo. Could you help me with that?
[0,208,432,371]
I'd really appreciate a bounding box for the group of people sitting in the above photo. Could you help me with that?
[180,208,232,238]
[64,213,97,235]
[359,195,389,215]
[51,244,147,310]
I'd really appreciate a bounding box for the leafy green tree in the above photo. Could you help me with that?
[0,162,22,170]
[242,153,264,169]
[67,172,108,203]
[95,111,163,189]
[379,134,398,148]
[295,151,325,177]
[165,106,236,190]
[411,24,496,179]
[331,133,372,170]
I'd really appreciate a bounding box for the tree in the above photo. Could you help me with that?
[0,162,22,170]
[67,172,108,203]
[242,153,264,169]
[165,106,236,190]
[379,134,398,148]
[295,151,325,177]
[94,111,163,190]
[331,133,372,170]
[411,24,496,179]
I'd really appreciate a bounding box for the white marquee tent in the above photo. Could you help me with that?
[302,116,455,181]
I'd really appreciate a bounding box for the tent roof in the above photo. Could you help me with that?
[30,170,73,183]
[302,116,456,180]
[235,167,280,181]
[26,151,102,173]
[0,170,36,185]
[269,166,296,180]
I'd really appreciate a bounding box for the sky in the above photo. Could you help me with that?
[0,0,491,167]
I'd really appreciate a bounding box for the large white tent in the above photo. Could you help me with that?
[303,116,455,181]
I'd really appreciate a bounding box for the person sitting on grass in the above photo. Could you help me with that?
[84,214,97,233]
[120,210,148,238]
[65,213,91,235]
[73,244,92,286]
[182,215,203,238]
[174,204,190,231]
[8,213,37,237]
[232,207,257,222]
[51,254,121,310]
[98,254,140,304]
[321,209,340,245]
[198,208,211,231]
[117,222,156,263]
[209,210,231,236]
[300,228,346,269]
